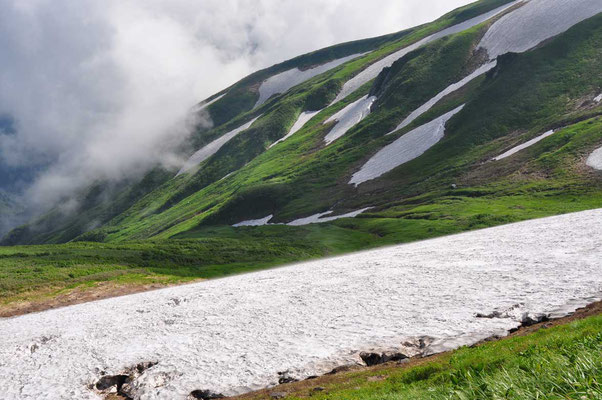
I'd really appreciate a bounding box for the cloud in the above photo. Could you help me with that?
[0,0,473,214]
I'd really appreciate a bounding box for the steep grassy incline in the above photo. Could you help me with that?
[73,11,602,243]
[0,0,517,246]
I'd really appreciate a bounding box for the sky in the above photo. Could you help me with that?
[0,0,474,215]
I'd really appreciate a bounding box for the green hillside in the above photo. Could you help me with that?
[1,0,601,307]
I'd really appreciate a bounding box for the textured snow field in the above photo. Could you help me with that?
[332,2,519,104]
[493,130,555,161]
[2,209,601,400]
[178,116,261,175]
[350,105,464,186]
[587,146,602,170]
[255,54,364,108]
[324,95,376,144]
[478,0,602,59]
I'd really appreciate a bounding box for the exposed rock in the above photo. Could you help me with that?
[270,392,287,399]
[95,374,128,392]
[520,312,550,327]
[509,313,551,333]
[277,371,298,384]
[359,351,408,366]
[326,364,359,375]
[475,311,505,319]
[189,389,225,399]
[94,361,158,398]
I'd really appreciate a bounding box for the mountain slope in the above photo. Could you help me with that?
[3,0,601,252]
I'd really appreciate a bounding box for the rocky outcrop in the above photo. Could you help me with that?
[188,389,225,399]
[95,361,158,399]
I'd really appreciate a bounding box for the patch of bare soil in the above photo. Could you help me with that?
[0,280,202,318]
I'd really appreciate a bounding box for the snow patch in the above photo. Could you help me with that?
[493,130,555,161]
[193,93,226,113]
[586,146,602,170]
[269,110,321,149]
[392,62,496,132]
[350,105,464,186]
[478,0,602,60]
[177,116,261,176]
[332,2,519,104]
[594,93,602,103]
[0,209,601,399]
[255,54,365,108]
[233,215,274,227]
[287,207,372,226]
[324,96,376,145]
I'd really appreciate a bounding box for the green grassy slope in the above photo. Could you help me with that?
[0,0,518,246]
[77,12,601,243]
[0,2,601,306]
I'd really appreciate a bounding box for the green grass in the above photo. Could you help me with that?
[270,314,602,400]
[1,176,600,307]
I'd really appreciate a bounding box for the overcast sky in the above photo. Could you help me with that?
[0,0,474,210]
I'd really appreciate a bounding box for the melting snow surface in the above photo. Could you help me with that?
[478,0,602,60]
[392,61,497,132]
[193,93,226,112]
[177,116,261,176]
[233,215,274,227]
[324,96,376,145]
[493,130,555,161]
[350,105,464,186]
[1,209,601,399]
[287,207,372,226]
[332,2,519,104]
[269,110,320,149]
[232,208,371,228]
[255,54,364,108]
[587,146,602,170]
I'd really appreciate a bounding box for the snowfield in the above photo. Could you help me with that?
[269,110,320,148]
[332,2,519,104]
[1,209,601,400]
[350,105,464,186]
[0,209,602,400]
[177,116,261,176]
[192,93,226,113]
[392,62,496,132]
[232,208,372,227]
[478,0,602,59]
[587,146,602,170]
[287,207,372,226]
[324,95,376,145]
[255,54,364,108]
[493,129,555,161]
[232,215,274,227]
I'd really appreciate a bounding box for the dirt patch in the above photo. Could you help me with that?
[229,301,602,400]
[0,280,202,318]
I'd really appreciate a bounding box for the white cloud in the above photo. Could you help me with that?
[0,0,473,211]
